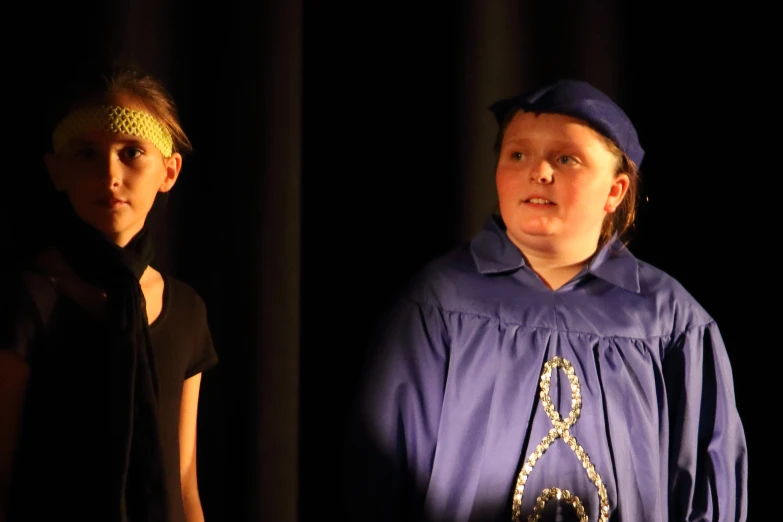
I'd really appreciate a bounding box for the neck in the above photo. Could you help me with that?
[55,208,154,284]
[509,234,599,290]
[108,223,146,248]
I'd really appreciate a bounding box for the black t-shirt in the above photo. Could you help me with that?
[2,266,218,522]
[148,274,219,522]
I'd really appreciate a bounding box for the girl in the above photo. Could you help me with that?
[344,80,747,521]
[0,64,218,522]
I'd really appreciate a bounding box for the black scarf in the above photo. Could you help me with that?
[53,202,169,522]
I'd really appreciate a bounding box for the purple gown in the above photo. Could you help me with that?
[345,215,747,522]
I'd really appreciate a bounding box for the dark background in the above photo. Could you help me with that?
[4,1,766,520]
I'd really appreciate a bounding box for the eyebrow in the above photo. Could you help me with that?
[68,138,97,147]
[501,137,590,149]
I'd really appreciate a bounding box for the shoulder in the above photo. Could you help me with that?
[0,251,58,315]
[398,243,480,309]
[150,272,218,375]
[0,257,52,359]
[160,272,210,318]
[633,254,714,329]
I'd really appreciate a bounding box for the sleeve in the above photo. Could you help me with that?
[341,297,450,522]
[184,293,218,378]
[0,271,46,363]
[663,320,748,522]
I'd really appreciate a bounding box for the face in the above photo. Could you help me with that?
[495,111,629,256]
[45,94,182,246]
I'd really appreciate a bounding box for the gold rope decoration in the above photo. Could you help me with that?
[511,356,610,522]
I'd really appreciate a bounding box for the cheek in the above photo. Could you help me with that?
[496,168,521,197]
[62,177,93,198]
[140,178,166,202]
[572,180,613,213]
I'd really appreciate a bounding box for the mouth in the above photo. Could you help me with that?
[523,197,554,205]
[97,197,128,208]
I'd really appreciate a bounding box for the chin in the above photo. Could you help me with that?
[507,228,555,248]
[85,217,125,239]
[514,223,557,238]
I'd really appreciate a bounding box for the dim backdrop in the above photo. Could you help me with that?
[4,1,767,520]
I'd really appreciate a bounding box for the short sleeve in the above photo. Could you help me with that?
[184,293,218,378]
[0,270,49,363]
[663,320,748,521]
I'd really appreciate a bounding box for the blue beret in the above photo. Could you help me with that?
[489,79,644,167]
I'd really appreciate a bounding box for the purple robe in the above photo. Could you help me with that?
[345,215,747,522]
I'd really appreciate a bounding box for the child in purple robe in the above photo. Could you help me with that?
[344,79,748,522]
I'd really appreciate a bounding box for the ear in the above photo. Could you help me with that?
[44,153,65,191]
[604,172,630,213]
[159,152,183,193]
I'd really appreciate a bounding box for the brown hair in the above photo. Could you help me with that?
[493,108,641,247]
[48,61,192,155]
[597,136,639,247]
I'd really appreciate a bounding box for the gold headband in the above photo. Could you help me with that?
[52,105,174,158]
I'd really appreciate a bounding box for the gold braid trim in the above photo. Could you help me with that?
[511,357,610,521]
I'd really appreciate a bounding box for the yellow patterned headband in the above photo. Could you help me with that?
[52,105,174,158]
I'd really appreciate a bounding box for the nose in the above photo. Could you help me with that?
[529,159,554,184]
[101,155,123,189]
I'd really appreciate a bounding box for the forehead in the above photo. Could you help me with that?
[504,111,606,145]
[104,92,151,113]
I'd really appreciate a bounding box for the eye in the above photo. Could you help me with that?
[510,151,524,161]
[557,155,577,166]
[124,147,145,159]
[74,147,96,159]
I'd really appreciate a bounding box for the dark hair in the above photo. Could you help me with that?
[47,60,192,155]
[494,108,641,247]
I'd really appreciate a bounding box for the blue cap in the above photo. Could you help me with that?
[489,79,644,167]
